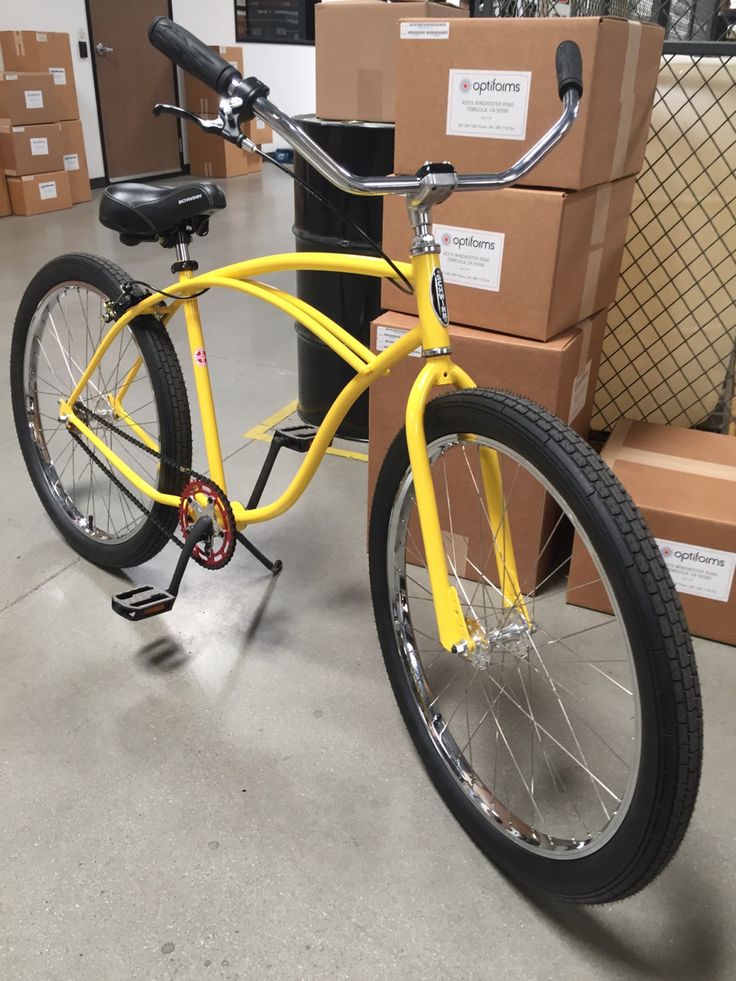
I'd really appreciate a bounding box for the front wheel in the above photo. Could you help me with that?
[369,389,702,903]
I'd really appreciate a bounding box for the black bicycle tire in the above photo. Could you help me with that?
[10,252,192,568]
[368,388,702,903]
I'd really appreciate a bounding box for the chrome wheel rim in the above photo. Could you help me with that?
[22,283,162,545]
[387,434,642,858]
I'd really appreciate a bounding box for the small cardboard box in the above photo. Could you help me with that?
[7,170,72,215]
[394,17,664,191]
[0,31,79,120]
[241,116,274,145]
[187,118,261,178]
[0,72,59,125]
[382,176,635,340]
[0,122,63,176]
[59,119,91,203]
[567,420,736,646]
[368,308,607,592]
[316,2,467,122]
[183,44,244,116]
[0,169,10,217]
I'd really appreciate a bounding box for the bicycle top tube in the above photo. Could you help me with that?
[148,17,584,203]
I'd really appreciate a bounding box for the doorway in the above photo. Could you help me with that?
[86,0,182,182]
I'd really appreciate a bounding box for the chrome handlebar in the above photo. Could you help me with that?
[246,89,580,201]
[148,16,583,203]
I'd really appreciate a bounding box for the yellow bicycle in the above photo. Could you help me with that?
[10,18,702,903]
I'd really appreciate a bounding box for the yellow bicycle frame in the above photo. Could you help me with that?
[59,249,528,653]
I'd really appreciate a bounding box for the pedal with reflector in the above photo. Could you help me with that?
[111,514,214,621]
[112,585,176,620]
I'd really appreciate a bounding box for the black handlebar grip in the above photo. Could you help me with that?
[555,41,583,101]
[148,16,241,97]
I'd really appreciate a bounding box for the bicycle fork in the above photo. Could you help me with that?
[406,253,531,656]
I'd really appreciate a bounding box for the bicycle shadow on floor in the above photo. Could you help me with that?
[505,860,725,980]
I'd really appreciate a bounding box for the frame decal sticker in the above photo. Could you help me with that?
[430,268,450,326]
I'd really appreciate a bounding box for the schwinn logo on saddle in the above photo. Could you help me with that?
[178,193,203,205]
[430,268,449,327]
[447,69,531,141]
[435,223,504,293]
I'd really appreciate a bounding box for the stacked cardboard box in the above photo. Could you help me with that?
[182,45,272,179]
[567,420,736,645]
[315,2,468,123]
[366,17,664,593]
[0,31,91,216]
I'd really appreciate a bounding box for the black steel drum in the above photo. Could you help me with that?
[292,115,395,440]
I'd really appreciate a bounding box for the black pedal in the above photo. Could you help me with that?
[112,585,176,621]
[274,424,318,453]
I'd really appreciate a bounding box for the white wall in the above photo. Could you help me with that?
[0,0,316,179]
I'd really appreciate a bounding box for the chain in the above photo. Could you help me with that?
[69,401,225,553]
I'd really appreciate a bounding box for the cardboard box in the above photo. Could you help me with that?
[7,169,72,215]
[0,31,78,120]
[382,176,636,340]
[567,420,736,646]
[241,116,274,145]
[187,118,262,178]
[0,72,59,125]
[0,169,10,217]
[183,44,244,116]
[394,17,664,191]
[368,308,607,592]
[316,2,467,122]
[59,119,91,203]
[0,122,63,176]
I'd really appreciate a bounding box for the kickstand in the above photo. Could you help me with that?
[236,531,282,576]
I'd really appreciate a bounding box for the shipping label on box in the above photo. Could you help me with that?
[63,153,79,171]
[434,223,504,292]
[400,21,451,40]
[24,89,43,109]
[38,179,57,200]
[446,69,531,141]
[656,539,736,604]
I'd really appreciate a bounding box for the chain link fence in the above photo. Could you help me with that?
[472,1,736,435]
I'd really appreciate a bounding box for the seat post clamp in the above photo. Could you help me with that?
[171,258,199,274]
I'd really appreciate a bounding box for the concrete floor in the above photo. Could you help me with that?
[1,167,733,981]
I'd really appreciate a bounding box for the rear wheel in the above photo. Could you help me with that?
[10,253,192,568]
[369,389,702,903]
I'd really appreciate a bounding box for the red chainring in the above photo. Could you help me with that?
[178,478,236,570]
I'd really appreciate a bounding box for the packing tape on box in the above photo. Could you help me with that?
[577,316,594,373]
[578,184,612,322]
[604,419,736,482]
[611,21,642,181]
[13,31,25,58]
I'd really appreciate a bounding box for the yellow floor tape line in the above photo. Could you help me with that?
[244,400,369,462]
